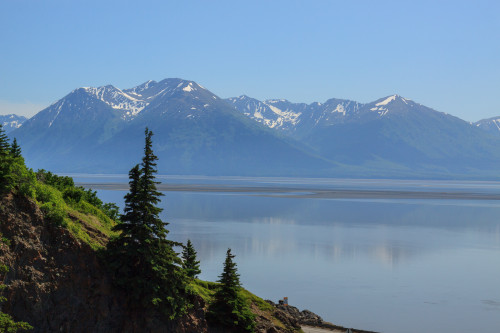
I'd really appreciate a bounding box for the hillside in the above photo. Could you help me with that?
[0,183,317,332]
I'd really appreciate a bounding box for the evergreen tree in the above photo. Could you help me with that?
[0,125,9,155]
[207,248,255,332]
[0,125,13,192]
[182,239,201,278]
[10,138,21,158]
[107,128,187,318]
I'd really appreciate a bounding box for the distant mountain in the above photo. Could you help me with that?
[230,94,500,178]
[0,114,27,133]
[475,117,500,137]
[12,79,333,175]
[14,88,126,169]
[11,79,500,179]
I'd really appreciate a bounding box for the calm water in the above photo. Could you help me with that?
[75,176,500,333]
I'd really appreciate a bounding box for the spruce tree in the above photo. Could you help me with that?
[0,125,13,192]
[182,239,201,279]
[107,128,187,318]
[207,248,255,332]
[10,138,22,158]
[0,125,9,154]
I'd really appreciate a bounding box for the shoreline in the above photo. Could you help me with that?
[77,182,500,201]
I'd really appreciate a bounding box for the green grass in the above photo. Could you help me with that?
[188,279,218,303]
[33,181,117,250]
[189,279,273,312]
[239,288,273,311]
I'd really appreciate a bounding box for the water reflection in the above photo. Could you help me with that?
[94,185,500,333]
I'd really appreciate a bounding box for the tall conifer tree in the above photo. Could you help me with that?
[108,128,187,318]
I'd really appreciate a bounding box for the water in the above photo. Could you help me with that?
[75,176,500,333]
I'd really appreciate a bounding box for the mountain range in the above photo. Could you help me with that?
[6,78,500,179]
[1,114,27,133]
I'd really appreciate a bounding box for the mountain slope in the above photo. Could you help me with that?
[303,95,500,176]
[13,88,126,170]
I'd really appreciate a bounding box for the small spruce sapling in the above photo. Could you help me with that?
[182,239,201,279]
[207,248,255,332]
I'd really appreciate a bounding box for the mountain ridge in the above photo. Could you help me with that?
[8,78,500,179]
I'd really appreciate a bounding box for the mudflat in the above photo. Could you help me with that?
[77,182,500,201]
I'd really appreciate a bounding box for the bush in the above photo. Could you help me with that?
[40,202,67,227]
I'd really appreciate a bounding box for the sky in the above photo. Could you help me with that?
[0,0,499,122]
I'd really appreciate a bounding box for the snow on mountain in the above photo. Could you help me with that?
[368,95,413,116]
[226,96,302,130]
[82,85,148,118]
[227,95,363,136]
[0,114,27,133]
[475,116,500,136]
[72,79,213,120]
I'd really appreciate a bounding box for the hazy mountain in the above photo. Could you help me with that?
[230,94,500,178]
[11,78,500,179]
[12,79,333,175]
[13,88,126,170]
[0,114,27,133]
[475,117,500,137]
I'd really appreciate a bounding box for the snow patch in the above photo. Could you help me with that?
[83,85,148,118]
[182,83,194,92]
[376,95,397,106]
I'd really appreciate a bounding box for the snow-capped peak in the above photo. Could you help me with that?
[376,95,398,106]
[82,85,148,119]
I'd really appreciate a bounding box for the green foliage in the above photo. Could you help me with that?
[182,239,201,279]
[35,169,74,191]
[188,280,218,303]
[106,128,188,319]
[101,202,120,221]
[31,171,117,249]
[207,248,256,332]
[0,125,14,193]
[36,169,117,221]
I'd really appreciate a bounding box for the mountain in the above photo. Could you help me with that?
[13,88,126,170]
[0,114,27,133]
[11,78,500,179]
[226,95,363,139]
[475,116,500,137]
[230,94,500,178]
[12,79,333,175]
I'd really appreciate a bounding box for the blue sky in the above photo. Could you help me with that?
[0,0,499,121]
